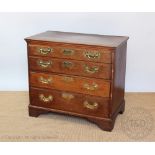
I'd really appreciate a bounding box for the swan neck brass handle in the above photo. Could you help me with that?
[39,94,53,103]
[38,47,52,55]
[83,83,98,91]
[37,60,52,68]
[62,92,74,100]
[84,51,100,59]
[84,65,99,74]
[39,76,52,84]
[83,101,98,110]
[63,49,74,56]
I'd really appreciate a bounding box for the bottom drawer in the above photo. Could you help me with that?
[30,87,110,118]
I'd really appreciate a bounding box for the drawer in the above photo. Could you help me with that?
[28,44,112,63]
[29,56,111,79]
[30,72,111,97]
[30,87,109,118]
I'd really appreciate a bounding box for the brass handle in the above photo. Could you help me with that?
[84,65,99,74]
[62,61,73,68]
[39,94,53,103]
[38,47,52,55]
[37,60,52,68]
[83,83,98,91]
[39,76,52,84]
[84,51,100,59]
[83,101,98,110]
[63,49,74,56]
[62,92,74,100]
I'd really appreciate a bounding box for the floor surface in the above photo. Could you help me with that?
[0,92,154,141]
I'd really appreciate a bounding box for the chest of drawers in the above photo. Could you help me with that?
[25,31,129,131]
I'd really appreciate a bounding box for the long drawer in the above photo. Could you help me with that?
[29,72,111,97]
[28,44,112,63]
[29,56,111,79]
[30,87,110,118]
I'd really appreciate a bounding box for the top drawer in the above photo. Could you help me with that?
[28,43,112,63]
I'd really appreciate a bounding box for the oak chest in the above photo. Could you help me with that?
[25,31,129,131]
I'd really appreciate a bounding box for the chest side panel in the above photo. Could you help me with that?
[111,42,127,117]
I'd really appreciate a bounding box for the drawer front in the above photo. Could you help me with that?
[29,56,111,79]
[30,72,110,97]
[30,87,109,118]
[28,44,112,63]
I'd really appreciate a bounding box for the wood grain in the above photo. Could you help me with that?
[28,42,112,63]
[110,42,127,116]
[25,31,128,131]
[25,31,129,47]
[29,56,112,79]
[29,72,111,97]
[30,87,110,118]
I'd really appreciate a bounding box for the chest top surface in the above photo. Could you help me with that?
[25,31,129,47]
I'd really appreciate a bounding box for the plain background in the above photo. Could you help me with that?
[0,12,155,92]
